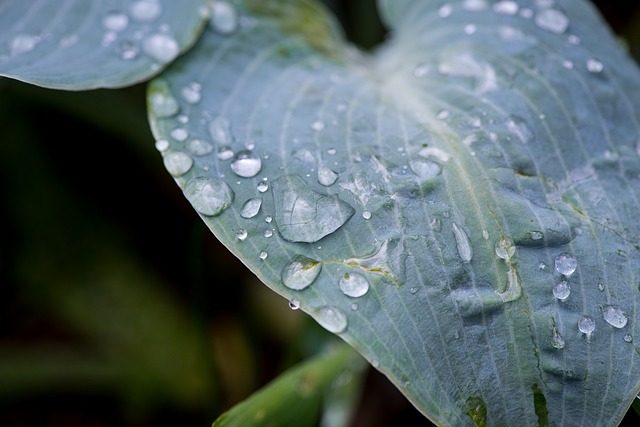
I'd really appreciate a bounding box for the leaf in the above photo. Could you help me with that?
[212,344,360,427]
[0,0,210,90]
[148,0,640,425]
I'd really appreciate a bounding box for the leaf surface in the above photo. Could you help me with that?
[148,0,640,425]
[0,0,209,89]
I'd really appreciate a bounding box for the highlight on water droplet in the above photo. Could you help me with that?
[316,306,348,333]
[230,150,262,178]
[452,223,473,263]
[578,316,595,337]
[555,252,577,276]
[143,33,180,64]
[552,281,570,301]
[339,273,370,298]
[240,197,262,219]
[210,0,238,35]
[602,305,628,329]
[495,237,515,260]
[183,177,234,217]
[163,151,193,177]
[282,255,322,291]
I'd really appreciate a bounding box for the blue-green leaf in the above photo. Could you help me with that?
[0,0,209,89]
[148,0,640,425]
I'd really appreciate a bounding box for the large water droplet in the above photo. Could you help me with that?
[339,273,370,298]
[272,175,355,243]
[163,151,193,177]
[495,237,515,260]
[210,1,238,35]
[130,0,162,22]
[230,150,262,178]
[553,281,570,301]
[281,255,322,291]
[240,197,262,219]
[578,316,595,337]
[409,159,442,179]
[186,138,214,156]
[602,305,628,328]
[184,177,234,216]
[316,306,348,333]
[318,167,339,186]
[143,34,179,64]
[452,223,473,263]
[555,253,577,276]
[102,12,129,32]
[209,116,233,145]
[535,8,569,34]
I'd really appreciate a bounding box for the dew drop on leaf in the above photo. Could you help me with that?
[257,181,269,193]
[495,237,515,260]
[452,223,473,263]
[586,58,604,74]
[183,177,234,217]
[10,34,39,56]
[530,231,544,240]
[130,0,162,23]
[210,0,238,35]
[149,81,179,118]
[362,211,372,220]
[318,167,339,186]
[339,273,370,298]
[555,252,577,276]
[171,127,189,141]
[259,251,268,260]
[142,33,179,64]
[236,229,248,241]
[624,334,633,343]
[163,151,193,177]
[463,0,487,11]
[281,255,322,291]
[578,316,595,337]
[535,8,570,34]
[186,138,214,156]
[155,139,169,152]
[493,1,519,15]
[240,197,262,219]
[316,306,348,333]
[552,281,570,301]
[102,12,129,32]
[230,150,262,178]
[217,145,234,161]
[409,159,442,179]
[289,299,300,310]
[209,116,233,145]
[602,305,628,329]
[181,83,202,104]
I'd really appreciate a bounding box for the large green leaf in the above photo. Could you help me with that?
[148,0,640,425]
[0,0,209,89]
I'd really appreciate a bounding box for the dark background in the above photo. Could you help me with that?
[1,1,639,426]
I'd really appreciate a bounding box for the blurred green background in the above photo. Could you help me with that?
[1,1,640,426]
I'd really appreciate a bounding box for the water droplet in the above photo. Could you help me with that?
[327,148,337,156]
[184,177,234,216]
[263,229,273,238]
[598,283,605,291]
[530,231,544,240]
[210,1,238,35]
[555,252,577,276]
[130,0,162,22]
[410,287,419,294]
[624,334,633,343]
[371,359,380,368]
[311,120,325,131]
[289,299,300,310]
[495,237,515,260]
[316,306,348,333]
[578,316,595,337]
[281,255,322,291]
[493,1,518,15]
[102,12,129,32]
[586,58,604,74]
[155,139,169,152]
[257,181,269,193]
[551,326,565,349]
[409,159,442,179]
[230,150,262,178]
[185,138,213,156]
[259,251,268,260]
[437,110,450,120]
[209,116,233,145]
[535,8,570,34]
[236,229,248,240]
[181,83,201,104]
[553,281,570,301]
[240,198,262,219]
[217,146,234,161]
[116,39,139,60]
[163,151,193,177]
[143,33,179,64]
[452,223,473,263]
[339,273,370,298]
[506,116,533,144]
[265,215,273,223]
[464,24,477,35]
[562,60,574,69]
[602,305,627,329]
[538,262,546,270]
[272,175,355,243]
[10,34,39,56]
[362,211,372,220]
[482,230,489,240]
[463,0,487,11]
[318,167,339,186]
[171,127,189,142]
[150,81,179,118]
[438,4,453,18]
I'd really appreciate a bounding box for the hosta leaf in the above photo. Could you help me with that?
[0,0,209,90]
[148,0,640,425]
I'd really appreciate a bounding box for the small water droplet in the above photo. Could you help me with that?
[102,12,129,32]
[237,199,261,220]
[371,359,380,368]
[265,215,273,223]
[482,230,489,240]
[181,83,202,104]
[598,283,605,291]
[185,138,213,156]
[495,237,515,260]
[155,139,169,152]
[530,231,544,240]
[263,229,273,238]
[351,303,358,310]
[163,151,193,177]
[171,127,189,142]
[430,218,442,232]
[409,159,442,179]
[234,229,248,241]
[493,1,519,15]
[452,223,473,263]
[259,251,268,260]
[130,0,162,22]
[117,39,139,60]
[624,334,633,343]
[535,8,570,34]
[538,262,546,270]
[410,287,419,294]
[413,63,430,78]
[464,24,477,35]
[318,167,339,186]
[210,0,238,35]
[184,177,234,216]
[316,306,348,333]
[555,252,577,276]
[578,316,595,337]
[462,0,487,11]
[586,58,604,74]
[143,33,179,64]
[339,273,370,298]
[438,5,453,18]
[327,148,337,156]
[553,281,570,301]
[562,60,574,69]
[506,116,534,144]
[602,305,628,328]
[311,120,325,131]
[230,150,262,178]
[289,299,300,310]
[216,146,234,161]
[362,211,372,220]
[281,255,322,291]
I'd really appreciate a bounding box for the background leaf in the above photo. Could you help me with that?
[0,0,209,89]
[148,0,640,425]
